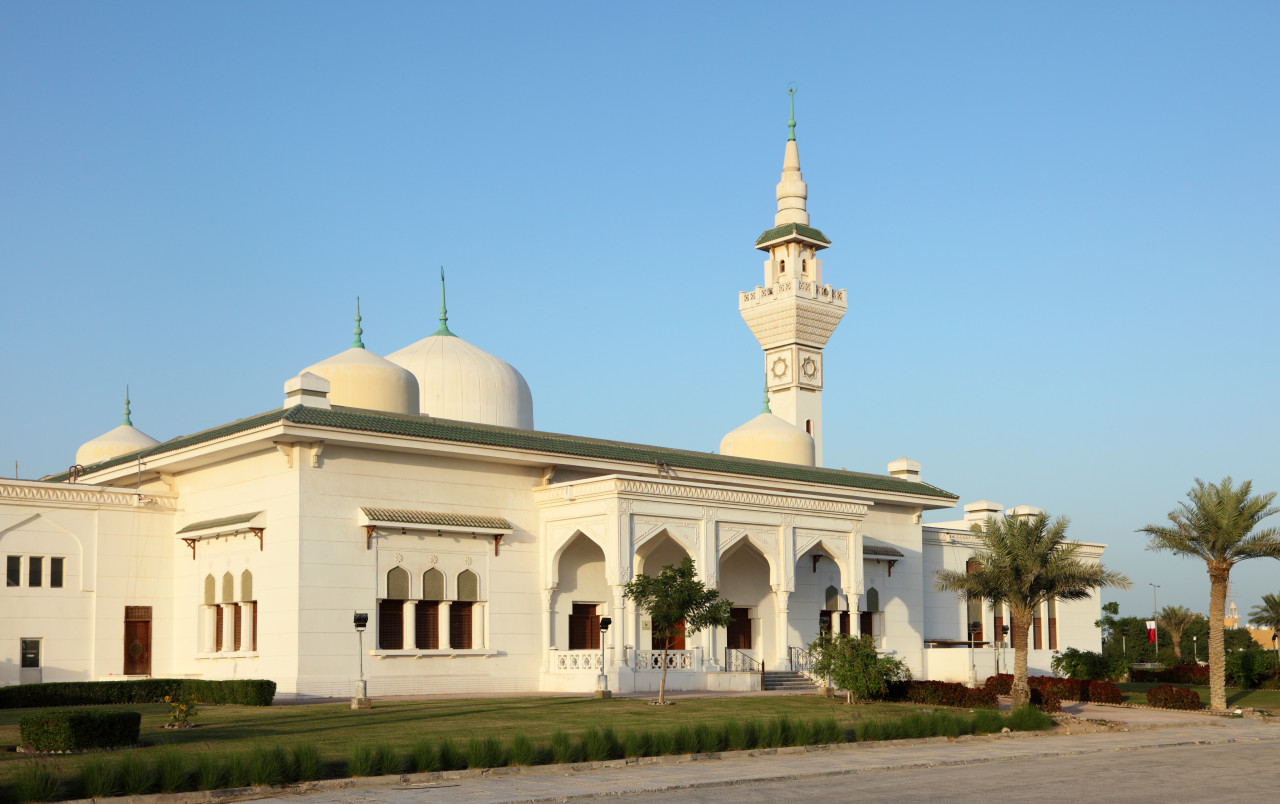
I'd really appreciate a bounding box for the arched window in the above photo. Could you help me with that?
[805,419,813,435]
[801,259,807,273]
[221,572,234,603]
[204,575,216,605]
[417,569,446,650]
[386,567,410,600]
[825,585,840,611]
[422,569,445,601]
[239,570,253,602]
[240,571,257,652]
[452,570,481,649]
[865,587,880,613]
[380,567,410,650]
[457,570,479,602]
[779,260,786,274]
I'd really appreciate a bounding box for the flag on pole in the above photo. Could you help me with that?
[1146,620,1157,643]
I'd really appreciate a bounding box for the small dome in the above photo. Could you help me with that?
[720,412,815,466]
[386,334,534,429]
[76,390,160,466]
[301,348,419,414]
[385,270,533,429]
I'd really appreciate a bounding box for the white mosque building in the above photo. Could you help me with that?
[0,106,1106,697]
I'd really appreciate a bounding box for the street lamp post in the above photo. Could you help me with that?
[352,612,370,710]
[1192,635,1198,664]
[968,620,981,687]
[595,617,613,699]
[1149,583,1160,657]
[1121,627,1129,660]
[1272,632,1278,667]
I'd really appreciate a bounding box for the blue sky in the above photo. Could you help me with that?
[3,2,1277,623]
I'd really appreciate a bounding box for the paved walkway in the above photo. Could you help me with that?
[253,708,1278,804]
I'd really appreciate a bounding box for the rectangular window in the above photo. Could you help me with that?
[251,602,258,652]
[214,606,224,652]
[379,599,404,650]
[232,603,243,651]
[50,558,64,589]
[1048,599,1058,650]
[568,603,600,651]
[1033,614,1043,650]
[415,601,439,649]
[840,611,851,636]
[6,556,18,587]
[20,639,40,668]
[28,557,42,587]
[450,602,474,650]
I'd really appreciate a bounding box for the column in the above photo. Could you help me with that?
[439,601,452,650]
[543,587,556,670]
[203,605,216,653]
[245,601,257,652]
[221,604,236,652]
[774,587,791,668]
[843,586,859,637]
[403,600,418,650]
[611,587,627,668]
[475,602,486,650]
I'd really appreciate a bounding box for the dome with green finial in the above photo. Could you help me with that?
[718,379,814,466]
[386,268,534,429]
[75,387,162,466]
[298,298,420,414]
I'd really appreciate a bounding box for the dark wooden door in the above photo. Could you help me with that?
[859,610,874,637]
[653,618,685,650]
[450,602,474,649]
[124,608,152,676]
[727,608,751,650]
[569,603,600,650]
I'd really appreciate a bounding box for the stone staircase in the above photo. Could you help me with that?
[762,670,819,692]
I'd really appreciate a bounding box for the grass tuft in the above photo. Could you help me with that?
[973,708,1005,735]
[13,758,61,803]
[725,720,755,751]
[507,734,545,766]
[292,742,325,782]
[814,717,844,745]
[622,730,652,758]
[437,738,467,771]
[155,747,188,793]
[410,740,440,773]
[581,728,620,762]
[672,724,699,755]
[466,737,507,769]
[224,752,250,788]
[348,744,378,777]
[247,743,290,786]
[80,754,118,798]
[1008,706,1054,731]
[117,753,157,796]
[550,731,582,764]
[653,728,678,756]
[196,754,224,791]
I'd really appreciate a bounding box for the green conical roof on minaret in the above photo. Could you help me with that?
[435,267,456,336]
[122,386,133,426]
[762,378,772,414]
[352,297,365,348]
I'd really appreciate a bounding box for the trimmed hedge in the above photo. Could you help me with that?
[1130,666,1209,685]
[1146,684,1202,710]
[1029,688,1062,713]
[901,680,998,709]
[1085,680,1123,704]
[0,679,276,710]
[981,674,1121,706]
[19,710,141,751]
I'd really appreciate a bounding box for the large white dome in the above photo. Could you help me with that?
[301,347,420,415]
[386,333,534,429]
[76,392,161,466]
[719,389,814,466]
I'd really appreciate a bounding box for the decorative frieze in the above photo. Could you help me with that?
[533,476,868,517]
[0,480,176,510]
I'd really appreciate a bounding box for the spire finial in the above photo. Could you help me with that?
[123,385,133,426]
[762,377,772,414]
[352,296,365,348]
[786,82,798,142]
[435,266,455,336]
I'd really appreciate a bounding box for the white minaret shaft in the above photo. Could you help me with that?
[738,99,847,466]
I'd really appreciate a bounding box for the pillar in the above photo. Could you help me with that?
[221,604,236,652]
[774,587,791,667]
[439,601,452,650]
[403,600,417,650]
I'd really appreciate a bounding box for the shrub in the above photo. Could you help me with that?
[984,674,1013,695]
[1226,650,1279,689]
[19,709,141,752]
[117,753,157,795]
[776,716,796,747]
[466,737,507,769]
[903,680,998,709]
[809,633,913,701]
[1085,680,1123,704]
[155,747,188,793]
[0,678,276,709]
[1008,706,1054,731]
[248,743,290,786]
[292,743,324,782]
[437,738,466,771]
[508,734,545,766]
[1131,666,1209,685]
[1146,684,1202,710]
[1050,648,1128,681]
[196,754,224,791]
[1029,688,1062,713]
[79,754,118,798]
[13,758,62,803]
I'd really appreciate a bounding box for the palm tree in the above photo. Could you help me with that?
[1140,477,1280,710]
[936,511,1130,708]
[1156,605,1197,660]
[1249,593,1280,631]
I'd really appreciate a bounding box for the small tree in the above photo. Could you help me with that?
[1157,605,1197,660]
[623,557,733,705]
[808,633,911,703]
[1248,593,1280,631]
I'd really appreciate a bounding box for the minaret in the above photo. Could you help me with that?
[738,84,847,465]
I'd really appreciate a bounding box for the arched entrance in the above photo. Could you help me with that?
[793,545,848,665]
[717,539,774,663]
[634,531,693,656]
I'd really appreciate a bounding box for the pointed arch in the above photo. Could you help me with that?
[865,587,880,612]
[422,568,445,600]
[221,572,234,603]
[548,526,609,589]
[240,570,253,602]
[825,585,840,611]
[718,527,780,586]
[203,574,216,605]
[457,569,480,602]
[386,566,410,600]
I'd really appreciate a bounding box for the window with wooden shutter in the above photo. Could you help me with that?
[652,618,685,650]
[450,602,473,649]
[215,606,224,651]
[251,602,258,652]
[840,611,851,635]
[1047,599,1058,650]
[379,598,404,649]
[1033,613,1043,650]
[232,603,242,651]
[416,601,439,649]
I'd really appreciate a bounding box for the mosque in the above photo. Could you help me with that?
[0,102,1107,696]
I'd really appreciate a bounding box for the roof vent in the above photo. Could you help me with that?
[284,372,331,409]
[887,457,921,482]
[963,500,1003,523]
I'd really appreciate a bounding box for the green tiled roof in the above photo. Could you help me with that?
[755,222,831,247]
[863,540,905,558]
[362,508,513,530]
[177,512,263,534]
[51,404,956,500]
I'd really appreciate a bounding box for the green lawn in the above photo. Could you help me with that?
[1116,683,1280,711]
[0,695,924,786]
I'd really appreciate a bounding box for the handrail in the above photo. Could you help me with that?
[724,647,762,673]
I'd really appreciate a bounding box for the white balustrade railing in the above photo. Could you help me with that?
[635,649,696,671]
[554,650,603,671]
